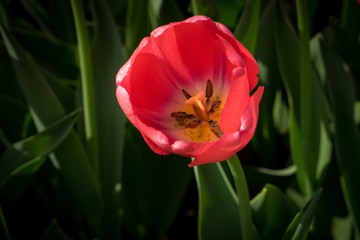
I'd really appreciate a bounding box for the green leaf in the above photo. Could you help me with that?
[341,0,360,39]
[245,165,297,194]
[355,101,360,125]
[0,23,103,238]
[311,160,351,240]
[158,0,184,25]
[0,24,65,129]
[194,162,242,240]
[214,0,245,29]
[40,220,71,240]
[39,68,75,115]
[0,46,19,97]
[46,0,77,43]
[0,204,10,240]
[272,90,289,135]
[90,0,125,238]
[125,0,151,56]
[274,0,331,197]
[282,188,323,240]
[13,29,78,79]
[0,108,81,185]
[320,20,360,85]
[148,0,184,28]
[19,0,55,40]
[122,126,192,239]
[273,0,306,196]
[233,0,261,54]
[191,0,245,29]
[251,184,298,240]
[191,0,209,16]
[18,0,76,43]
[316,32,360,235]
[0,94,28,142]
[253,0,284,167]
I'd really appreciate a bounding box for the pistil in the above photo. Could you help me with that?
[185,91,208,121]
[171,80,224,142]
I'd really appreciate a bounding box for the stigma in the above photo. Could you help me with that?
[171,80,224,142]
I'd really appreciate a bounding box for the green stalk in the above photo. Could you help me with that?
[191,0,202,15]
[70,0,99,178]
[227,154,254,240]
[296,0,312,197]
[341,0,350,27]
[0,0,9,29]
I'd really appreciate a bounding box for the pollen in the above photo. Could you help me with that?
[170,80,225,142]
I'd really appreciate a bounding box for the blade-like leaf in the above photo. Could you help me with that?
[40,220,71,240]
[125,0,151,56]
[39,68,75,115]
[0,24,64,129]
[0,108,81,185]
[251,184,298,240]
[148,0,163,28]
[19,0,55,40]
[194,162,242,240]
[317,32,360,235]
[0,23,103,238]
[309,159,350,240]
[233,0,261,54]
[214,0,245,29]
[122,126,192,239]
[13,30,78,79]
[90,0,125,238]
[274,0,331,197]
[0,204,10,240]
[253,0,284,167]
[0,94,28,142]
[148,0,184,28]
[282,188,323,240]
[245,165,296,194]
[272,90,289,134]
[191,0,209,16]
[273,0,307,197]
[341,0,360,38]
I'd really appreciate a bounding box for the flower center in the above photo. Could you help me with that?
[171,80,224,142]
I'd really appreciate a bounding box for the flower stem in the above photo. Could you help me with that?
[296,0,313,198]
[70,0,99,178]
[227,154,254,240]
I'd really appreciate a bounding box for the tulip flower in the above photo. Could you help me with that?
[116,16,264,167]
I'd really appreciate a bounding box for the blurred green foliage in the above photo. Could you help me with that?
[0,0,359,239]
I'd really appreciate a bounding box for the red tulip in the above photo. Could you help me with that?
[116,16,264,167]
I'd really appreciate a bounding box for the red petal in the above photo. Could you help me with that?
[150,16,218,90]
[219,67,250,134]
[215,22,259,91]
[129,53,181,128]
[134,113,214,157]
[142,134,171,155]
[188,133,242,167]
[170,139,212,157]
[238,86,264,148]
